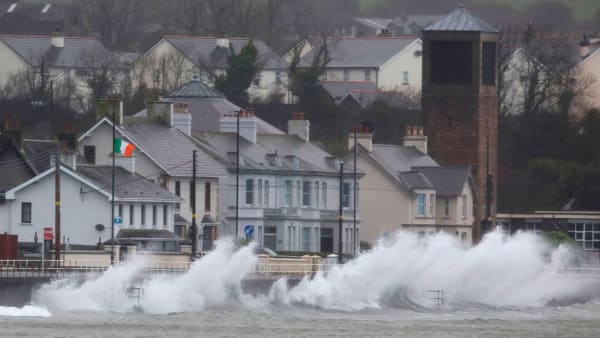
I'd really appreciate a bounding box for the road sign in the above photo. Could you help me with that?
[114,217,122,225]
[244,225,254,235]
[43,227,53,240]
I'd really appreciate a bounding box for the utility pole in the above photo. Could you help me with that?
[235,110,240,240]
[110,101,116,264]
[191,150,197,260]
[338,161,344,264]
[54,141,61,262]
[353,129,357,257]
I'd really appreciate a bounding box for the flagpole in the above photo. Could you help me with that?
[110,101,116,265]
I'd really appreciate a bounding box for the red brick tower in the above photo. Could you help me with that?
[421,6,499,242]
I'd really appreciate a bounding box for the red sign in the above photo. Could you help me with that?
[44,227,53,240]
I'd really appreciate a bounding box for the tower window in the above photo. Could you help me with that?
[482,42,496,85]
[430,41,472,85]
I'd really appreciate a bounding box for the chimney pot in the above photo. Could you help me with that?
[51,29,64,48]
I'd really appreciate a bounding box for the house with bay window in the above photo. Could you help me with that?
[193,112,362,254]
[344,125,475,246]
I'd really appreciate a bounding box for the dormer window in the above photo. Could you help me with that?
[7,3,17,13]
[41,4,51,13]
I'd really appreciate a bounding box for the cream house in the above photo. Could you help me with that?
[0,33,128,111]
[577,44,600,115]
[344,125,475,246]
[133,36,289,103]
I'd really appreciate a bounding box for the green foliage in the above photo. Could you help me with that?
[288,37,331,103]
[541,231,576,247]
[214,40,259,105]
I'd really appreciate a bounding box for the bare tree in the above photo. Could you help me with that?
[82,0,145,51]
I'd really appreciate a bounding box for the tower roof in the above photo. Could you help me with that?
[424,6,498,33]
[167,76,224,99]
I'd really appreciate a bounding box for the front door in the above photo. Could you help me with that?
[320,228,333,253]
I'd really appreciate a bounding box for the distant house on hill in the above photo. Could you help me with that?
[320,80,419,109]
[0,33,129,111]
[287,36,422,95]
[133,36,290,103]
[350,14,443,36]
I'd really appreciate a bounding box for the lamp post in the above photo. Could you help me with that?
[338,161,344,264]
[235,109,240,241]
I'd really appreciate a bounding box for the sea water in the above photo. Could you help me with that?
[1,230,599,337]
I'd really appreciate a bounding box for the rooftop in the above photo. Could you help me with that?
[423,6,498,33]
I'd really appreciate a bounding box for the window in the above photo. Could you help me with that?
[443,198,450,217]
[264,226,277,250]
[7,3,17,13]
[41,4,51,13]
[118,204,123,218]
[342,183,351,208]
[275,71,282,84]
[402,71,409,84]
[252,73,261,87]
[429,193,434,217]
[320,72,328,81]
[302,181,311,207]
[175,181,181,197]
[482,42,496,85]
[303,227,311,251]
[461,195,467,219]
[355,183,359,208]
[83,145,96,164]
[245,179,254,205]
[526,221,542,233]
[264,180,270,207]
[141,205,146,226]
[284,180,293,207]
[129,205,134,225]
[257,179,263,207]
[430,41,472,85]
[417,193,425,217]
[322,182,327,208]
[343,70,350,81]
[204,182,211,212]
[364,70,371,82]
[163,205,168,226]
[153,69,160,85]
[152,205,157,226]
[21,202,32,223]
[315,181,320,208]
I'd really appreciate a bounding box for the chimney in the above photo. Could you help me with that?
[115,154,135,174]
[57,125,77,170]
[171,103,192,136]
[287,112,310,142]
[219,109,257,144]
[96,96,123,125]
[51,29,64,48]
[2,117,23,150]
[216,38,230,48]
[403,126,427,154]
[580,34,591,59]
[348,122,373,152]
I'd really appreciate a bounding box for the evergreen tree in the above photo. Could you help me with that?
[214,40,259,105]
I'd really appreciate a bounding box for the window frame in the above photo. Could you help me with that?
[245,179,254,206]
[21,202,32,224]
[417,193,426,217]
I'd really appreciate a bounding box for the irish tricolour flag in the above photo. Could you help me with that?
[114,138,135,157]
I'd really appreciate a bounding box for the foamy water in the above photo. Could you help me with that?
[0,305,51,317]
[23,231,600,315]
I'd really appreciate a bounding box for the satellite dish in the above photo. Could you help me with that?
[95,224,105,232]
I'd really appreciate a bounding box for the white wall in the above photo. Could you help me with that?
[378,39,422,91]
[0,41,30,89]
[324,68,377,83]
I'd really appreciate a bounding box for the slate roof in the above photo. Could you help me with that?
[120,117,228,178]
[424,7,498,33]
[302,36,419,68]
[398,171,432,190]
[76,165,179,202]
[0,135,37,192]
[0,3,77,35]
[193,132,350,175]
[0,34,113,68]
[22,139,55,172]
[370,144,438,174]
[167,76,224,99]
[320,81,377,101]
[353,18,392,30]
[163,36,287,70]
[413,166,471,196]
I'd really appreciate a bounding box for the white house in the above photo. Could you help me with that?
[0,164,179,247]
[77,101,229,251]
[193,112,362,255]
[343,125,475,246]
[133,36,289,103]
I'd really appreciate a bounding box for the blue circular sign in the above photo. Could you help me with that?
[244,225,254,235]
